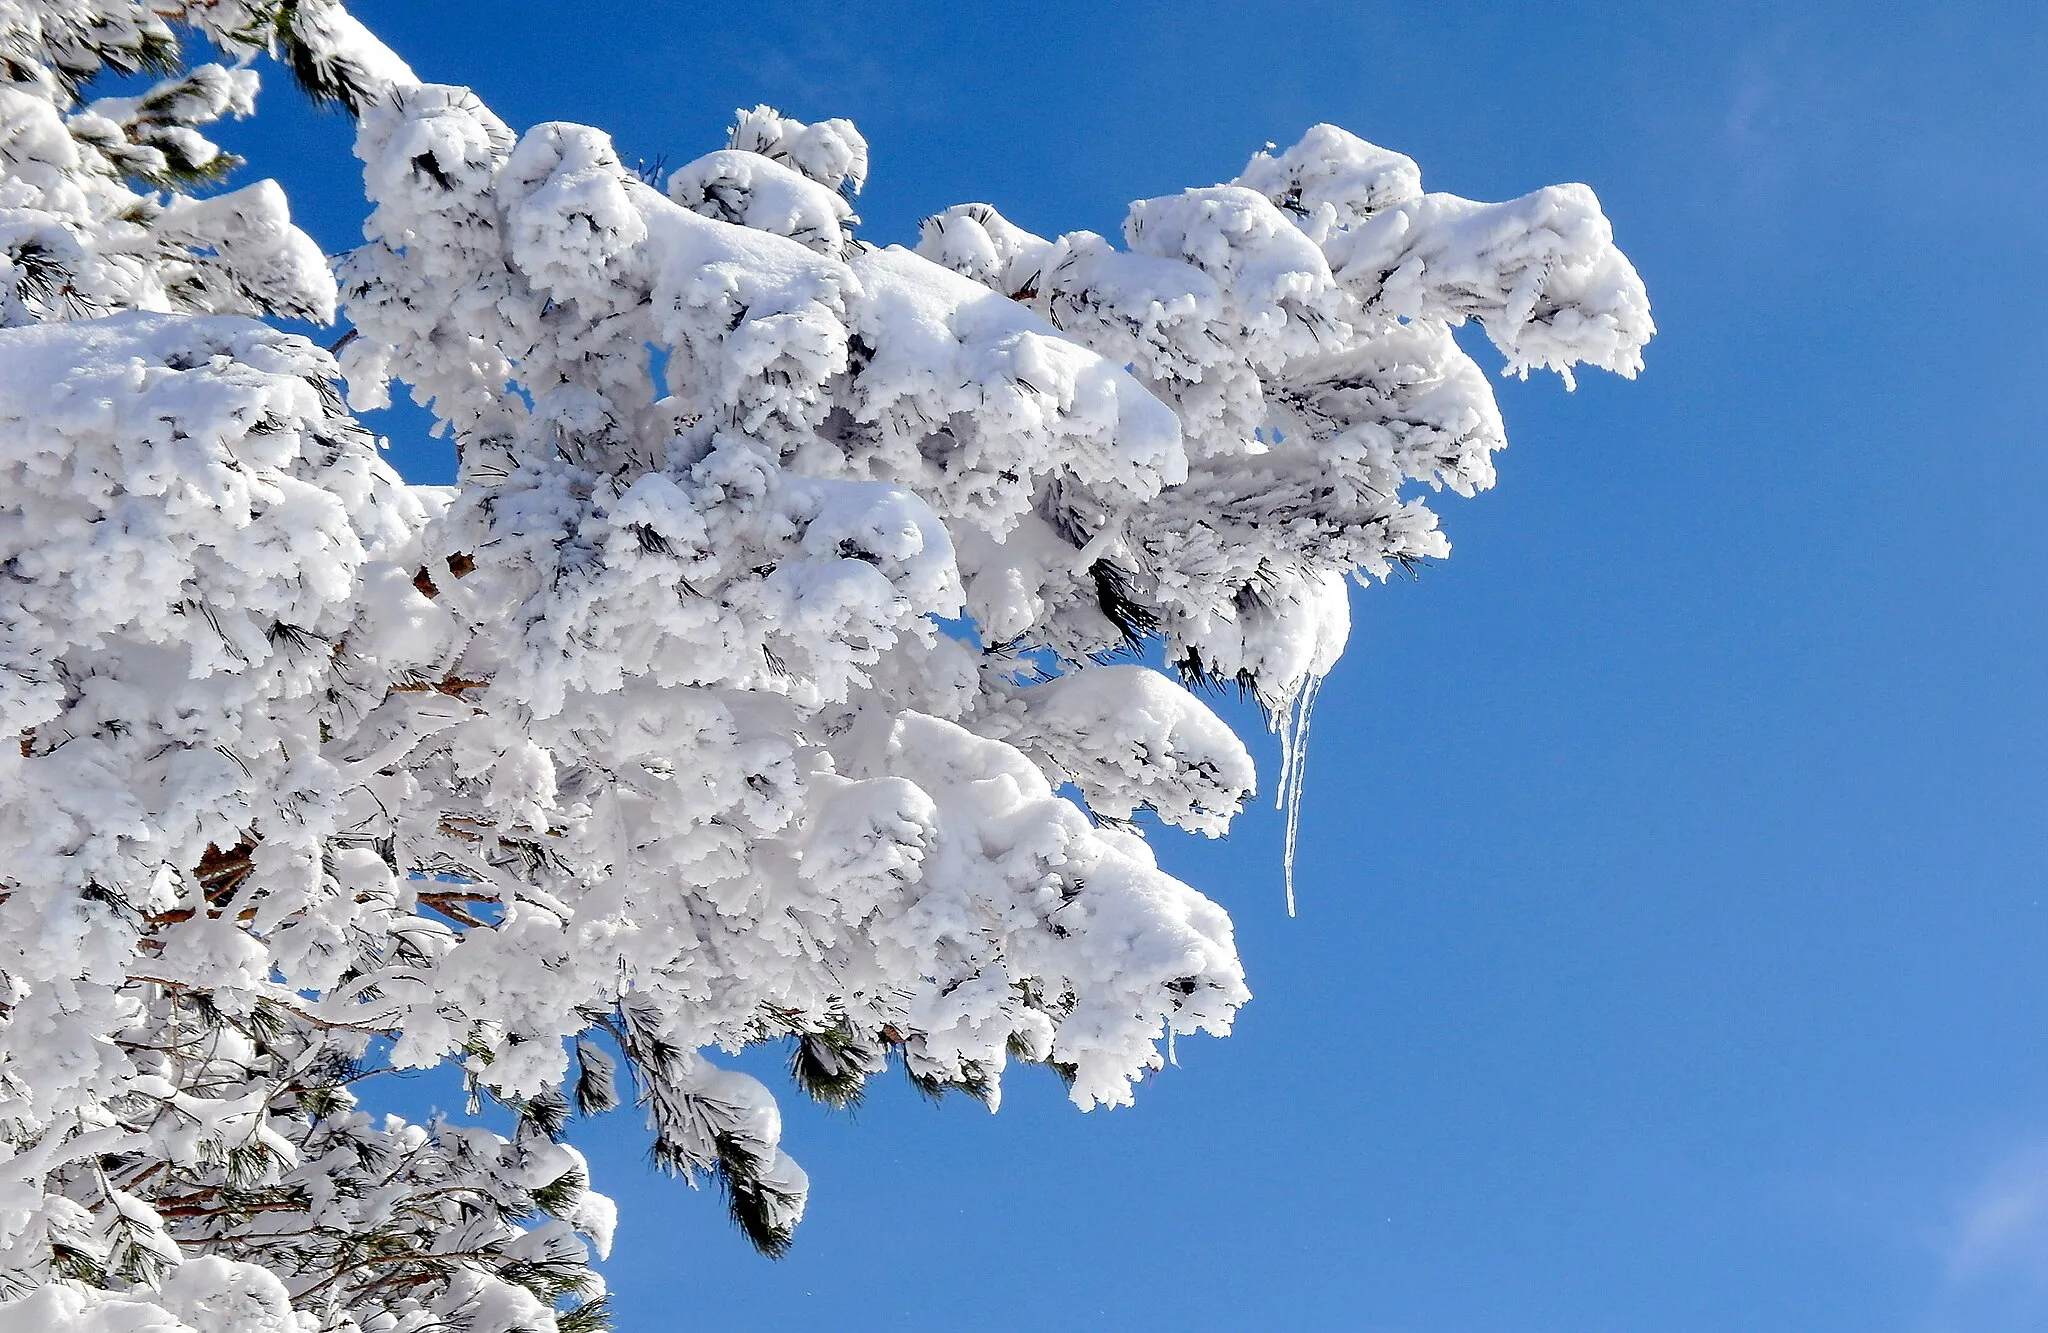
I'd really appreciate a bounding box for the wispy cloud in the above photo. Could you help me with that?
[1946,1145,2048,1281]
[1918,1142,2048,1332]
[1715,23,1813,215]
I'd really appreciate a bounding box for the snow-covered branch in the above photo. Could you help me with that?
[0,3,1649,1328]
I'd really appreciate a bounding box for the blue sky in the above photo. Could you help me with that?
[220,3,2047,1329]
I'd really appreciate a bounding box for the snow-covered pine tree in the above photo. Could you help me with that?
[0,2,1652,1329]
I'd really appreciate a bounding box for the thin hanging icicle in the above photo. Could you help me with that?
[1274,671,1325,917]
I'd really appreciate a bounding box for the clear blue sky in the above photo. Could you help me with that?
[219,3,2048,1329]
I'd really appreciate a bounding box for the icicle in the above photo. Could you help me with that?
[1272,684,1296,915]
[1167,1024,1178,1067]
[1274,671,1325,917]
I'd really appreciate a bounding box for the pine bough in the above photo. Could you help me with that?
[0,3,1651,1329]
